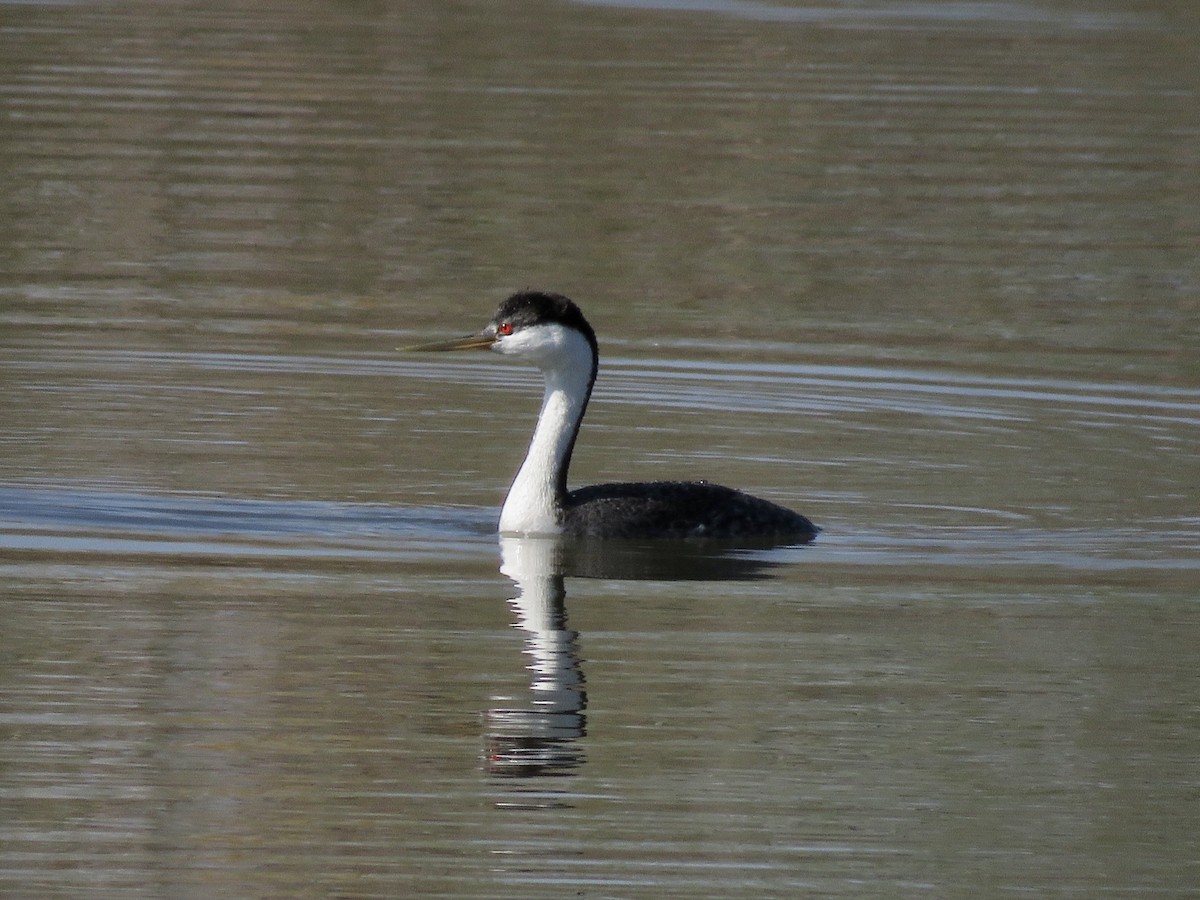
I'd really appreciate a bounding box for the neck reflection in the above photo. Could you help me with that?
[484,536,587,783]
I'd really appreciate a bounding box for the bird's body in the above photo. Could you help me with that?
[564,480,814,540]
[408,291,817,542]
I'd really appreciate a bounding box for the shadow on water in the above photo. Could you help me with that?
[483,533,810,807]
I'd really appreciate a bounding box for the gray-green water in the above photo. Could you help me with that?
[2,1,1197,896]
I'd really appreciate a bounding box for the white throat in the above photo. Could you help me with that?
[496,324,595,535]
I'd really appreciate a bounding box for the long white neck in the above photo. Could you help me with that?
[498,327,595,535]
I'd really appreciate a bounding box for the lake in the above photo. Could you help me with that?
[1,0,1197,896]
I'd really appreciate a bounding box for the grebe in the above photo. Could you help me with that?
[407,291,818,542]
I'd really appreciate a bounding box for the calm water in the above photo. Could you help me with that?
[2,0,1198,896]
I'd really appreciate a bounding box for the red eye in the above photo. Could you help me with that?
[497,322,514,336]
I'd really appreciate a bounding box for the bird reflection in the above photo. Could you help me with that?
[483,537,586,783]
[483,535,799,800]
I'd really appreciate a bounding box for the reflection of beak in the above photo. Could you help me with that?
[401,331,496,352]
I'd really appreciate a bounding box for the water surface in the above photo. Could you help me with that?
[1,0,1197,896]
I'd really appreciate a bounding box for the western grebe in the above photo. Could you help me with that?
[407,291,818,542]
